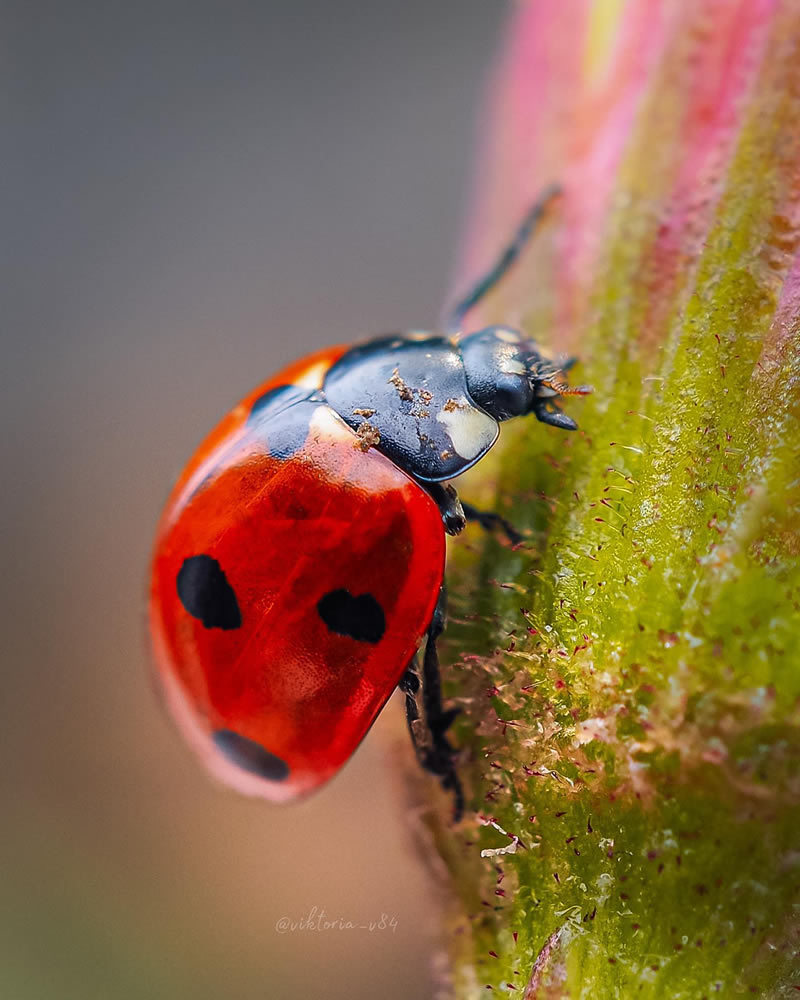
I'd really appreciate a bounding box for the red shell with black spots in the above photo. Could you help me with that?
[149,349,446,802]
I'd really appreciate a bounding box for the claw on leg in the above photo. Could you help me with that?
[425,482,466,536]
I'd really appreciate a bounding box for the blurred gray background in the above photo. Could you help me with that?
[2,2,509,998]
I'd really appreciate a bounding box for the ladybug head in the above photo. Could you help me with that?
[460,325,592,430]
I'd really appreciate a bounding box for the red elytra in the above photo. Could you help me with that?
[149,350,445,802]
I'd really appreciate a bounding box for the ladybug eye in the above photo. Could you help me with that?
[316,588,386,643]
[213,730,290,782]
[176,554,242,630]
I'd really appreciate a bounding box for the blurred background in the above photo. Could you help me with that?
[3,2,509,997]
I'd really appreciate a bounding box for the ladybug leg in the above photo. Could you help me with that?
[399,658,434,767]
[424,482,466,536]
[426,481,522,545]
[460,501,524,546]
[400,586,464,821]
[445,183,561,334]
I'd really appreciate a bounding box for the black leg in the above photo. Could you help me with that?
[445,183,562,334]
[423,481,466,536]
[461,501,524,546]
[399,586,464,821]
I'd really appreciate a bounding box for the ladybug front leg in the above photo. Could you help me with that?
[424,482,466,536]
[399,585,464,821]
[460,501,523,546]
[426,481,522,544]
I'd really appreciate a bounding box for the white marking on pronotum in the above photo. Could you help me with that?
[436,398,496,460]
[503,358,527,375]
[308,402,353,444]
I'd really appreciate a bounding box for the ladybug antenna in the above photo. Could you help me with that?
[445,184,562,335]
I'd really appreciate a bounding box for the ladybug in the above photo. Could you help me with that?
[149,187,589,819]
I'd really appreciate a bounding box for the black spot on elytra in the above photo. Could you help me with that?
[176,555,241,630]
[248,386,323,459]
[213,730,290,782]
[317,588,385,643]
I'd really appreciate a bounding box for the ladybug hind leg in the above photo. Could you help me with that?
[399,586,464,821]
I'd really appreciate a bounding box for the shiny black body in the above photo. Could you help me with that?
[323,326,578,484]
